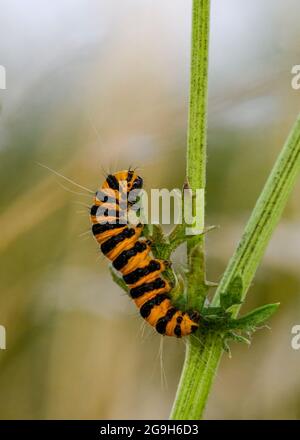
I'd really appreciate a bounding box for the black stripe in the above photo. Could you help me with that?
[95,191,119,204]
[97,217,127,226]
[91,204,124,223]
[92,223,125,236]
[174,324,182,338]
[131,176,143,190]
[101,227,135,255]
[112,241,147,271]
[130,278,165,299]
[155,308,177,335]
[139,294,169,319]
[191,325,198,334]
[90,205,98,216]
[123,260,160,285]
[127,170,134,183]
[101,207,120,218]
[187,310,200,323]
[176,316,183,324]
[106,175,119,190]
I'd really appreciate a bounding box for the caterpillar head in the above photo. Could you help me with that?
[116,170,143,205]
[126,169,143,192]
[105,170,143,192]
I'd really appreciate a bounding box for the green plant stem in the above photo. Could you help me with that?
[212,116,300,309]
[171,115,300,419]
[170,0,211,420]
[186,0,210,310]
[186,0,209,190]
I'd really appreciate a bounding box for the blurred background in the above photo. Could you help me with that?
[0,0,300,419]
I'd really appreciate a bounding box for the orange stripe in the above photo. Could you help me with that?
[106,227,142,261]
[119,246,151,275]
[134,283,171,308]
[145,299,172,327]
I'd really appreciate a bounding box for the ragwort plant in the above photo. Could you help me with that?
[110,0,300,419]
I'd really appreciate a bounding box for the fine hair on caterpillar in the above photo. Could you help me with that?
[36,162,95,195]
[90,169,201,338]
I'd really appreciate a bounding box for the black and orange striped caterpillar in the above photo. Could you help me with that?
[90,170,200,337]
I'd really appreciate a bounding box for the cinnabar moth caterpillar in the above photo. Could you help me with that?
[90,170,200,337]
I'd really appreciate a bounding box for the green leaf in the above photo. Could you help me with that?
[228,332,251,345]
[230,303,280,331]
[201,306,225,317]
[220,275,243,311]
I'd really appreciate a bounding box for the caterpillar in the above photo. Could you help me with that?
[90,170,200,337]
